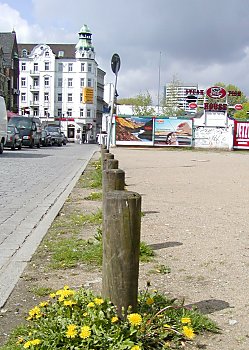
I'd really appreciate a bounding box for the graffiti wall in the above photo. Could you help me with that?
[194,127,232,149]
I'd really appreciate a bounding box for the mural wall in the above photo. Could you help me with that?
[194,127,232,148]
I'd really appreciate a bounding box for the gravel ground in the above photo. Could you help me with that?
[0,147,248,350]
[111,147,249,350]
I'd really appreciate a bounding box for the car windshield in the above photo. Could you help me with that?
[9,117,32,129]
[7,126,15,133]
[46,126,60,133]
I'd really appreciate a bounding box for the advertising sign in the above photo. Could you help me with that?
[154,118,193,147]
[115,116,153,146]
[206,86,227,99]
[83,87,94,104]
[233,120,249,149]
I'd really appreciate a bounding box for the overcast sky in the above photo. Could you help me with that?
[1,0,249,104]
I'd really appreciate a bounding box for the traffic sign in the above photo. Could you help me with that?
[111,53,121,75]
[234,104,243,110]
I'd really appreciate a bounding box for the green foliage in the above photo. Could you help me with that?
[79,159,102,189]
[30,286,54,297]
[139,242,155,262]
[2,287,218,350]
[214,82,248,106]
[234,101,249,120]
[129,91,156,116]
[84,191,102,201]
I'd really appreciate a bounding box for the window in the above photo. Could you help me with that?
[87,109,91,118]
[58,93,62,102]
[81,63,85,72]
[80,108,84,117]
[58,78,62,87]
[21,78,26,87]
[88,63,92,73]
[44,108,49,116]
[34,63,38,71]
[34,107,39,116]
[58,51,64,57]
[57,108,62,117]
[80,78,84,87]
[58,63,63,72]
[68,93,73,102]
[34,92,39,102]
[22,49,28,57]
[45,62,50,71]
[68,63,73,72]
[89,53,92,59]
[68,78,73,87]
[21,63,26,71]
[45,51,49,57]
[80,93,83,103]
[34,77,39,86]
[67,109,72,117]
[44,77,50,87]
[21,93,26,102]
[87,78,92,87]
[44,92,49,101]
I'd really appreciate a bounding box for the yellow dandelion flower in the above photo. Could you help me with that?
[49,292,56,298]
[58,295,65,302]
[83,312,88,316]
[31,339,41,346]
[23,340,32,348]
[183,326,195,339]
[66,324,77,338]
[28,306,41,320]
[63,285,70,290]
[181,317,191,324]
[127,313,142,326]
[163,324,171,329]
[79,325,91,339]
[87,302,95,308]
[111,316,119,323]
[39,301,49,307]
[16,337,24,344]
[131,346,141,350]
[64,300,76,307]
[94,297,104,305]
[146,297,154,305]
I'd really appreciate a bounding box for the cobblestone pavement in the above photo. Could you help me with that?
[0,143,98,307]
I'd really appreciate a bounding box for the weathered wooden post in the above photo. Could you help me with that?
[102,153,115,170]
[101,147,109,169]
[102,168,125,201]
[103,158,119,171]
[102,190,141,316]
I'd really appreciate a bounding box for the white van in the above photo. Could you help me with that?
[0,96,7,154]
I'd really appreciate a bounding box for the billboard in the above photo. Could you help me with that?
[83,87,94,104]
[115,116,153,146]
[154,118,193,147]
[233,120,249,149]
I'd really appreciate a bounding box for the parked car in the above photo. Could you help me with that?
[41,129,52,147]
[0,96,7,154]
[8,116,42,148]
[5,125,22,150]
[45,126,63,146]
[61,132,68,145]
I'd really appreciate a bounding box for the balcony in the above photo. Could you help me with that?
[30,70,39,75]
[30,85,40,91]
[30,100,40,106]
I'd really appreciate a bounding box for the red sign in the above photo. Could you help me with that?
[233,120,249,149]
[234,104,243,110]
[206,86,226,99]
[189,102,197,109]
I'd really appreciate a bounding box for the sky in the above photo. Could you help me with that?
[1,0,249,104]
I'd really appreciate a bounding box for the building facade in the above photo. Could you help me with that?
[18,25,105,142]
[0,31,19,112]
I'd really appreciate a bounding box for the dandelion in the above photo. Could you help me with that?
[87,302,95,308]
[23,340,32,348]
[182,325,195,339]
[23,339,41,348]
[64,300,76,307]
[16,337,24,344]
[39,301,49,307]
[163,324,171,329]
[79,325,91,339]
[27,306,42,320]
[49,292,56,298]
[181,317,191,324]
[146,297,154,305]
[131,346,141,350]
[94,297,104,305]
[127,313,142,326]
[111,316,119,323]
[83,312,88,316]
[66,324,77,338]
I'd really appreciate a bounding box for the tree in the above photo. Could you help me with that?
[132,91,156,116]
[214,82,248,106]
[161,75,185,116]
[234,102,249,120]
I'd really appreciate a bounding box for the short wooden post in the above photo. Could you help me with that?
[101,148,109,169]
[103,153,115,170]
[102,169,125,202]
[102,190,141,316]
[103,158,119,171]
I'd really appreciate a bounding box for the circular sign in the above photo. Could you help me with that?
[111,53,121,75]
[234,104,243,110]
[206,86,226,99]
[189,102,197,109]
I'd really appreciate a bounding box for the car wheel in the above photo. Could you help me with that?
[0,141,3,154]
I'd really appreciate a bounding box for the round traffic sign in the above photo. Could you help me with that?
[234,104,243,110]
[111,53,121,75]
[189,102,197,109]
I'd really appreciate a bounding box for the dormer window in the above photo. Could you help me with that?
[22,49,28,57]
[45,51,49,57]
[58,50,64,57]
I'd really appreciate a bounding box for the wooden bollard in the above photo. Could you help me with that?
[102,169,125,202]
[103,153,115,170]
[103,158,119,171]
[102,190,141,316]
[101,148,109,169]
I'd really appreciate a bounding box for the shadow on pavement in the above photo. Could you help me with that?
[149,241,183,250]
[1,152,51,158]
[185,299,231,314]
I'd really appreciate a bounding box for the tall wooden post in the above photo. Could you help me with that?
[102,190,141,316]
[102,169,125,202]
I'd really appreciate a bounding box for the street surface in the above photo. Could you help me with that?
[0,143,98,307]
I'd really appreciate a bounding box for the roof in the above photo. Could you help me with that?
[0,32,18,66]
[18,43,77,59]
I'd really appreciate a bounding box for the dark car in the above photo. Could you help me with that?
[45,126,63,146]
[5,125,22,150]
[61,132,68,145]
[8,116,42,148]
[41,129,52,146]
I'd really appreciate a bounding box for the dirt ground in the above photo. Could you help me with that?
[0,147,249,350]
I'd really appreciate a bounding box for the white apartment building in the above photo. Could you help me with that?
[164,83,202,114]
[18,25,105,141]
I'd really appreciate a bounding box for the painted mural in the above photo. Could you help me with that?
[194,127,231,148]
